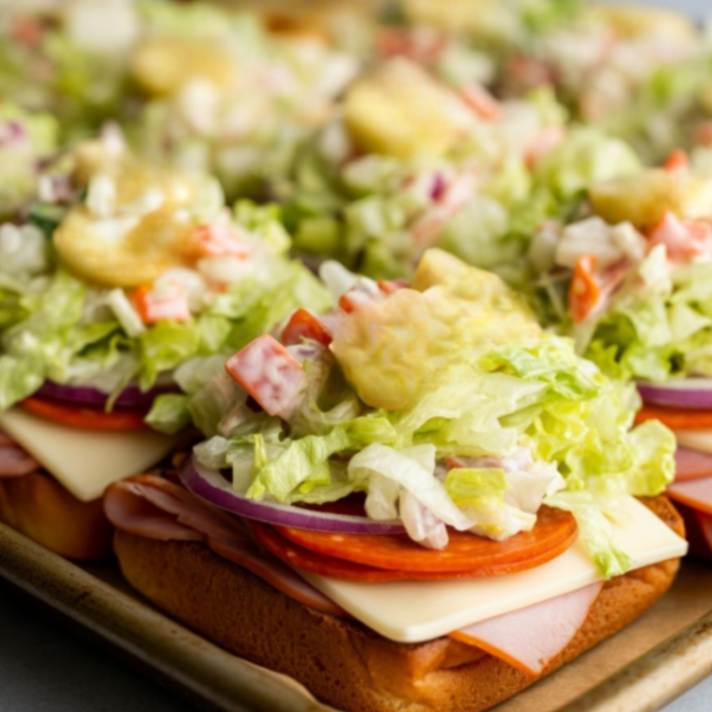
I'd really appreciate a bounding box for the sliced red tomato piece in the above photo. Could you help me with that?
[225,334,306,418]
[274,506,576,575]
[21,396,147,431]
[281,308,332,347]
[635,405,712,429]
[668,477,712,517]
[569,255,600,323]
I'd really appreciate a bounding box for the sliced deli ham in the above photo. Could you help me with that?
[0,431,40,478]
[668,476,712,517]
[104,476,344,616]
[450,582,603,675]
[674,447,712,481]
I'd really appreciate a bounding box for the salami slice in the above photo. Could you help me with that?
[252,509,577,581]
[274,506,576,574]
[635,405,712,430]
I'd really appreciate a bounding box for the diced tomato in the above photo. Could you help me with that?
[189,222,251,259]
[281,308,332,347]
[376,28,445,64]
[377,279,408,295]
[569,255,600,323]
[21,397,147,431]
[132,282,191,324]
[694,121,712,148]
[663,149,689,172]
[10,16,42,48]
[225,335,306,418]
[648,212,712,262]
[460,84,500,122]
[411,172,477,248]
[506,54,553,91]
[525,126,565,167]
[338,282,379,313]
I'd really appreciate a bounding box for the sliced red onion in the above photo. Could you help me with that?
[638,379,712,410]
[180,455,406,535]
[37,380,178,410]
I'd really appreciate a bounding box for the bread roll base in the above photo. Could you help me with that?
[114,496,683,712]
[0,472,112,560]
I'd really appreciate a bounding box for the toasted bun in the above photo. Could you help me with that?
[0,472,112,560]
[114,496,682,712]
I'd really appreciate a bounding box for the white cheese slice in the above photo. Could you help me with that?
[302,496,687,643]
[0,408,176,502]
[676,429,712,454]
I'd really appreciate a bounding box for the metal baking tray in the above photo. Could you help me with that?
[0,522,711,711]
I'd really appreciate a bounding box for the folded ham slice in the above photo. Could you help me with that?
[450,582,602,675]
[104,475,344,616]
[0,430,40,478]
[668,476,712,516]
[675,447,712,481]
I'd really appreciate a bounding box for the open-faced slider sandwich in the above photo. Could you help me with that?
[0,129,329,559]
[528,154,712,558]
[105,249,686,712]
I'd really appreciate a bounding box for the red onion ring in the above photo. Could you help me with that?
[36,380,178,410]
[638,379,712,410]
[180,455,406,535]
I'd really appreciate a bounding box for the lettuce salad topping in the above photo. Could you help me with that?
[394,1,707,163]
[528,158,712,383]
[0,132,330,410]
[159,249,674,577]
[281,50,643,290]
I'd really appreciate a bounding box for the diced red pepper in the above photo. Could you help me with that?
[460,84,500,122]
[225,335,306,418]
[569,255,600,323]
[132,282,191,324]
[663,149,689,172]
[281,308,332,346]
[190,222,251,259]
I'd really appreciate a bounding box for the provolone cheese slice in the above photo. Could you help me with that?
[0,409,176,502]
[302,497,687,643]
[676,429,712,454]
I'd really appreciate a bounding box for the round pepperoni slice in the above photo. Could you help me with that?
[251,518,577,582]
[263,506,574,574]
